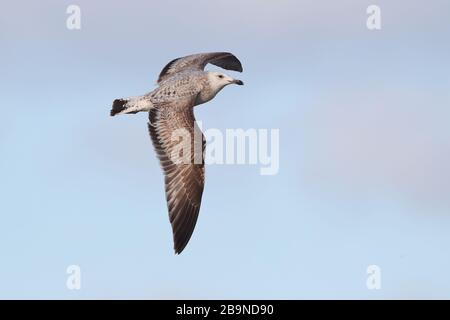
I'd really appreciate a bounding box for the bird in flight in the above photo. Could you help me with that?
[110,52,244,254]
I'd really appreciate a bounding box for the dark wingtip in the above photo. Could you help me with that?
[225,52,243,72]
[174,243,187,255]
[110,99,126,116]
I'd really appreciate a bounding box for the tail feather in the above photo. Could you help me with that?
[110,99,128,116]
[110,96,153,116]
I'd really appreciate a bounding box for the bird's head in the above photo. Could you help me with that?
[207,72,244,92]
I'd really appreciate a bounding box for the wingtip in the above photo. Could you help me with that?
[174,245,185,255]
[227,52,243,72]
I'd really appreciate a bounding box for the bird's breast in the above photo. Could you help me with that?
[195,89,214,106]
[194,86,222,106]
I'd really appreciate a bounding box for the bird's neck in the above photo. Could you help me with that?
[195,84,225,106]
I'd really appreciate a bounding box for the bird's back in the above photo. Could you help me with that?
[147,71,208,106]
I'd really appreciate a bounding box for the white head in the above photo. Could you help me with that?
[207,71,244,93]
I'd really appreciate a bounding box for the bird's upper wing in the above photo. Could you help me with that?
[157,52,243,83]
[148,97,205,254]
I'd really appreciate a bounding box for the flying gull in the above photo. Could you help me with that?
[110,52,244,254]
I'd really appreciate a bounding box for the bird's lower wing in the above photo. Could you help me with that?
[148,102,205,254]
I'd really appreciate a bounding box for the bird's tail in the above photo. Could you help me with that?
[110,96,153,116]
[110,99,129,116]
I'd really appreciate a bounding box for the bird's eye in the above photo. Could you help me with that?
[218,75,224,79]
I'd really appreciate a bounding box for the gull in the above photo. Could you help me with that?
[110,52,244,254]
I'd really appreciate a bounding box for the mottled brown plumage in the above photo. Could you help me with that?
[110,52,243,253]
[148,99,205,253]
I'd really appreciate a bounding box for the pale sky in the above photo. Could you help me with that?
[1,0,449,299]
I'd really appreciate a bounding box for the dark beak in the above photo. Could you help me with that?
[233,79,244,85]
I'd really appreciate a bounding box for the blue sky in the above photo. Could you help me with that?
[1,0,449,299]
